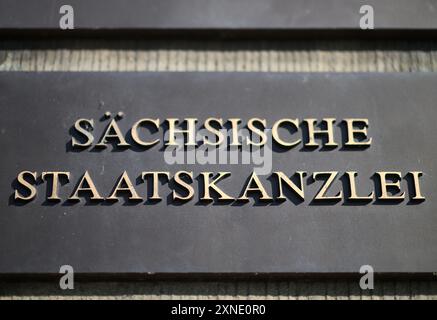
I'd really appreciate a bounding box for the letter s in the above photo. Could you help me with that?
[14,171,37,201]
[71,118,94,148]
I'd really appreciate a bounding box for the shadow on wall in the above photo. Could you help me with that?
[1,39,437,51]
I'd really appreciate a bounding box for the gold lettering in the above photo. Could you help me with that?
[200,172,234,201]
[313,171,342,201]
[69,171,103,201]
[173,171,194,201]
[345,171,374,201]
[96,119,129,148]
[166,118,197,146]
[42,171,70,201]
[408,171,425,201]
[14,171,38,201]
[141,172,170,200]
[203,118,224,146]
[239,172,272,201]
[376,172,405,200]
[272,118,301,147]
[247,118,267,146]
[304,118,338,148]
[107,171,142,201]
[274,171,305,201]
[130,118,160,147]
[229,118,242,146]
[344,118,372,146]
[71,118,94,147]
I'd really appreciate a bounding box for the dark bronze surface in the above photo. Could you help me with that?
[0,72,436,274]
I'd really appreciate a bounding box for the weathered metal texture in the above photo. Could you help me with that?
[1,0,437,37]
[0,72,436,275]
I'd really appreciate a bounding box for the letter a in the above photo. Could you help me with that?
[59,5,74,30]
[360,5,374,30]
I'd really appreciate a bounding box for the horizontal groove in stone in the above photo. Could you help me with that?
[0,280,436,300]
[1,40,437,72]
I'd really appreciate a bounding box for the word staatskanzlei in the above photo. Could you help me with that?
[14,170,424,204]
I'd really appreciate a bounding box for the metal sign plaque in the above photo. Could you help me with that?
[1,0,437,37]
[0,72,436,275]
